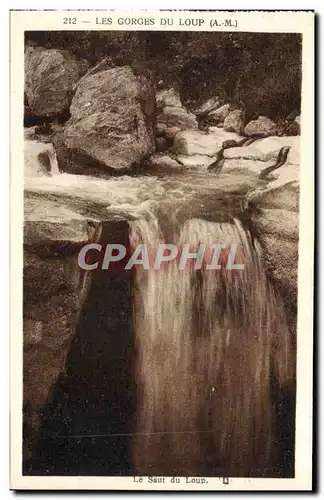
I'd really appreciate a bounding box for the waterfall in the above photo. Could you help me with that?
[130,214,294,477]
[24,139,294,476]
[24,139,60,178]
[48,147,60,176]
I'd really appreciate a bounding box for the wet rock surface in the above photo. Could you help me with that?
[23,192,130,467]
[246,148,299,308]
[23,72,301,474]
[173,129,241,157]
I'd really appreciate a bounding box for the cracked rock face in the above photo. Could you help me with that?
[25,46,88,117]
[246,137,300,310]
[63,66,156,171]
[23,194,100,463]
[23,192,129,467]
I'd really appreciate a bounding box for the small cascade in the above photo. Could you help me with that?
[24,138,60,178]
[48,147,60,176]
[130,214,294,477]
[23,145,295,477]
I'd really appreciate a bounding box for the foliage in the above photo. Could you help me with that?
[25,31,302,120]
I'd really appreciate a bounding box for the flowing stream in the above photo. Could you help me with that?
[130,214,293,477]
[26,139,295,477]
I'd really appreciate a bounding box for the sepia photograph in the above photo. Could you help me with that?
[9,9,314,491]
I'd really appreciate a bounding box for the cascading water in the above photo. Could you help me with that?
[25,139,60,178]
[25,142,294,476]
[130,214,294,477]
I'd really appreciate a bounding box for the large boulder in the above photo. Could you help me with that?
[172,129,241,171]
[156,88,183,109]
[221,132,300,308]
[223,136,299,163]
[192,96,221,117]
[73,57,114,90]
[246,151,299,308]
[63,66,156,171]
[250,209,299,241]
[221,136,299,178]
[23,194,99,465]
[156,106,198,139]
[25,46,88,117]
[206,104,231,125]
[23,192,130,469]
[223,109,245,134]
[244,115,278,137]
[247,177,299,212]
[173,129,240,157]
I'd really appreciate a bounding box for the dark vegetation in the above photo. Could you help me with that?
[25,31,302,122]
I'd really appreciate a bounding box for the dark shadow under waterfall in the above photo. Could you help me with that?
[29,222,136,476]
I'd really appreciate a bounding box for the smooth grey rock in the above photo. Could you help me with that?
[173,129,240,157]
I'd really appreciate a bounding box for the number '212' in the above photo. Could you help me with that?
[63,17,76,24]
